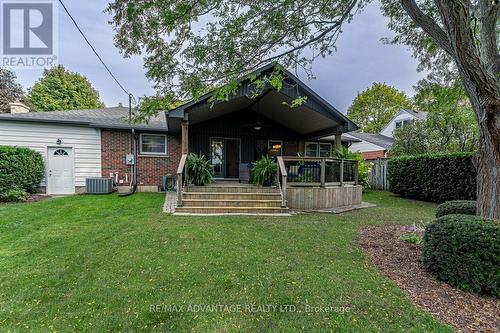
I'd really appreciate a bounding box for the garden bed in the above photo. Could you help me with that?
[358,225,500,333]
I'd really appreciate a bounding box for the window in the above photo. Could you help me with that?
[395,119,412,130]
[268,140,283,157]
[53,149,68,156]
[140,134,167,155]
[319,143,332,157]
[305,142,318,157]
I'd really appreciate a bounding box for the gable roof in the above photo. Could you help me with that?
[379,109,428,135]
[0,106,168,132]
[168,63,358,134]
[345,132,394,149]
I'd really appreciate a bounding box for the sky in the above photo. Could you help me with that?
[12,0,425,114]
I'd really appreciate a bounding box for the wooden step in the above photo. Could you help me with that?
[174,206,289,215]
[183,192,282,200]
[185,186,280,193]
[182,199,283,207]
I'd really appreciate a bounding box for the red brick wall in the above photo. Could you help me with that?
[362,150,387,160]
[101,130,181,187]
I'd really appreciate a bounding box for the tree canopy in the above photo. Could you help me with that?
[347,82,412,133]
[0,68,24,113]
[26,65,104,112]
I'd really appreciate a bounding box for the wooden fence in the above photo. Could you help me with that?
[368,158,389,191]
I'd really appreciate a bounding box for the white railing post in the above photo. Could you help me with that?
[277,156,288,208]
[340,159,344,187]
[176,154,188,207]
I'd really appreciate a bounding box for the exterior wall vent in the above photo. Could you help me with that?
[85,178,113,194]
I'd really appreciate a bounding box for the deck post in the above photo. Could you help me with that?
[334,131,342,151]
[320,158,326,187]
[181,120,189,155]
[354,161,359,185]
[340,159,344,186]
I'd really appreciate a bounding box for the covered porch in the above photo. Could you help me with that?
[166,64,362,213]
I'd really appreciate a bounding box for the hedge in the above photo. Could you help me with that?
[436,200,476,218]
[388,152,476,203]
[0,146,44,199]
[422,214,499,297]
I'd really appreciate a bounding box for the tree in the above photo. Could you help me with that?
[347,82,412,133]
[26,65,104,112]
[391,121,430,156]
[0,68,24,113]
[107,0,500,218]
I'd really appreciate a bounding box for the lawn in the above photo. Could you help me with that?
[0,191,453,332]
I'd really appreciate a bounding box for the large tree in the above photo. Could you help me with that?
[0,68,24,113]
[27,65,104,112]
[347,82,412,133]
[107,0,500,218]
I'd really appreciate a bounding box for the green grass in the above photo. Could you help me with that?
[0,191,452,332]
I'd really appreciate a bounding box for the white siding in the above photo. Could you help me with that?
[0,121,101,187]
[380,111,418,138]
[348,141,385,153]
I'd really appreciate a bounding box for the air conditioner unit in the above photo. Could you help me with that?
[85,178,113,194]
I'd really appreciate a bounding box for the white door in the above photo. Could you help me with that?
[47,147,74,194]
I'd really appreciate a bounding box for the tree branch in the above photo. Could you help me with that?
[399,0,454,56]
[479,0,500,74]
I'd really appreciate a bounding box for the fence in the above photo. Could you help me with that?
[368,158,389,190]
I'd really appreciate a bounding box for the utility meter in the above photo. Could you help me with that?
[126,154,135,165]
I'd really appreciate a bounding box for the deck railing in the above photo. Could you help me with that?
[176,154,188,207]
[276,156,288,207]
[280,156,358,187]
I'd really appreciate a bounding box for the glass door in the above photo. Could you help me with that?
[211,139,224,178]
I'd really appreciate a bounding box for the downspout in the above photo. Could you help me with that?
[119,93,137,197]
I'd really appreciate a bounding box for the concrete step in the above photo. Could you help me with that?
[185,186,280,193]
[182,199,283,208]
[174,206,290,215]
[183,192,282,200]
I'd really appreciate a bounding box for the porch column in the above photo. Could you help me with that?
[181,120,189,155]
[334,131,342,151]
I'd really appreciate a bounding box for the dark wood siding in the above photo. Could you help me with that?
[189,109,300,163]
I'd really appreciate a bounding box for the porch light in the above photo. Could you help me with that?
[254,124,262,131]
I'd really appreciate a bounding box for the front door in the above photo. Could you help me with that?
[210,138,240,179]
[47,147,74,194]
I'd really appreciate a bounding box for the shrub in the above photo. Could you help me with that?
[0,146,44,200]
[436,200,476,218]
[334,146,369,188]
[186,153,214,186]
[251,156,277,186]
[388,152,476,203]
[0,187,29,202]
[422,214,499,297]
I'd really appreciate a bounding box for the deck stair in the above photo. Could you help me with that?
[174,182,290,215]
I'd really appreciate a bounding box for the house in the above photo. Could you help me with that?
[0,64,363,214]
[332,109,428,160]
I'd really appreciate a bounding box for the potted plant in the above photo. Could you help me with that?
[186,153,214,186]
[251,156,278,186]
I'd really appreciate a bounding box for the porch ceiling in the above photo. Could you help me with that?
[186,90,342,136]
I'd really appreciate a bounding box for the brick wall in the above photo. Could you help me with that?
[362,150,387,160]
[101,130,181,188]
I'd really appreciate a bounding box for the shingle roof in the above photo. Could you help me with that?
[346,132,394,149]
[0,106,168,131]
[401,109,428,120]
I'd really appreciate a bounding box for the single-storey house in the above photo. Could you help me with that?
[0,64,363,214]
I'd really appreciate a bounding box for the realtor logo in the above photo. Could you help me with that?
[1,0,58,68]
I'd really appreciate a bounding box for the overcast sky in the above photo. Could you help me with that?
[13,0,424,113]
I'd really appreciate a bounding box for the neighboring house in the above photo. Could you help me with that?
[0,64,359,199]
[332,109,428,160]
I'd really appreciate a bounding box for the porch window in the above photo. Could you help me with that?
[305,142,318,157]
[140,134,167,155]
[319,143,332,157]
[268,140,283,156]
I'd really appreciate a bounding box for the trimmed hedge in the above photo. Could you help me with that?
[388,152,476,203]
[0,146,44,199]
[423,214,499,297]
[436,200,476,217]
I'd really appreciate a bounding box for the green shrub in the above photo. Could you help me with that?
[335,146,369,188]
[0,187,29,202]
[388,152,476,203]
[252,156,277,186]
[0,146,44,200]
[436,200,476,218]
[186,153,214,186]
[422,214,499,297]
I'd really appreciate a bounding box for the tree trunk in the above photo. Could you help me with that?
[462,79,500,219]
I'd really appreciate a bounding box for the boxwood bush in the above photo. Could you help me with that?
[422,214,499,297]
[0,146,44,201]
[436,200,476,217]
[388,152,476,203]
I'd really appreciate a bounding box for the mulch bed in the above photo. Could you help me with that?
[0,194,52,205]
[357,225,500,333]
